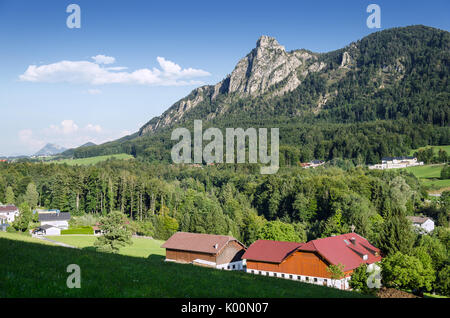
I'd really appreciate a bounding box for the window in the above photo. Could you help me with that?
[306,277,309,281]
[259,271,262,275]
[227,266,230,269]
[232,265,235,269]
[298,276,302,280]
[314,278,318,283]
[266,272,269,276]
[289,275,293,279]
[251,270,254,274]
[281,274,285,278]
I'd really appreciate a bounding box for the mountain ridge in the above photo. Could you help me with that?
[66,25,450,164]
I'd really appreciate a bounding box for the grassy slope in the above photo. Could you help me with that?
[409,145,450,156]
[403,164,450,191]
[48,153,134,166]
[47,235,165,258]
[0,233,367,298]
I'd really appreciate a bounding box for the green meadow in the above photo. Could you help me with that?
[47,235,166,258]
[0,232,367,298]
[47,153,134,166]
[409,145,450,156]
[403,164,449,191]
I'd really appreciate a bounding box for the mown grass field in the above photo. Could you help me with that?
[0,232,367,298]
[48,153,134,166]
[402,164,450,192]
[409,145,450,156]
[47,235,166,258]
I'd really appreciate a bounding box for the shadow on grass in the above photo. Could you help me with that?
[82,246,98,252]
[147,254,165,262]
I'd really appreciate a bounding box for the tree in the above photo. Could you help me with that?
[381,252,435,292]
[321,209,349,237]
[327,263,345,288]
[24,182,39,209]
[153,214,179,240]
[436,265,450,296]
[377,208,416,255]
[411,246,436,292]
[441,165,450,180]
[349,264,371,294]
[12,202,32,232]
[94,211,132,253]
[257,220,302,242]
[388,176,413,213]
[5,186,14,204]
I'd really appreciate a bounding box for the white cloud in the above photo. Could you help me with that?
[92,54,116,65]
[87,88,102,95]
[85,124,102,133]
[19,56,210,86]
[47,119,79,135]
[18,129,45,151]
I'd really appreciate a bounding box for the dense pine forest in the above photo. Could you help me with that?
[1,159,447,243]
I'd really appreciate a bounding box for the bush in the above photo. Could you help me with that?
[130,221,154,237]
[6,226,16,233]
[61,226,94,235]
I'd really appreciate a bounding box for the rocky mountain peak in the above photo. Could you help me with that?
[256,35,285,51]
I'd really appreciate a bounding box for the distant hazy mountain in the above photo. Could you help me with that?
[34,143,67,156]
[79,142,97,148]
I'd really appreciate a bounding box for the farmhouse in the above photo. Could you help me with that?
[161,232,247,270]
[368,156,424,170]
[0,205,19,223]
[407,216,435,233]
[243,233,381,290]
[35,224,61,236]
[38,212,71,229]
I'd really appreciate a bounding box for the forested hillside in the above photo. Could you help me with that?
[67,25,450,164]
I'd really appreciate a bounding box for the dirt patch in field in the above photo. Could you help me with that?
[377,287,419,298]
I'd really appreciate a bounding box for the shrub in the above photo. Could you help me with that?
[61,226,94,235]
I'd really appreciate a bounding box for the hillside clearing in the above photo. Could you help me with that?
[46,153,134,166]
[409,145,450,156]
[402,164,449,192]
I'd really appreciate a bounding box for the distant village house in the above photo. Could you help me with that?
[407,216,435,233]
[0,205,19,224]
[369,156,424,170]
[300,160,325,169]
[33,211,71,236]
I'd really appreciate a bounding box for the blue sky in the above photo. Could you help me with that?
[0,0,449,156]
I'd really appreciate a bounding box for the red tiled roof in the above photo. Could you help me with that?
[243,233,381,271]
[297,233,381,271]
[242,240,303,263]
[0,205,18,213]
[161,232,245,255]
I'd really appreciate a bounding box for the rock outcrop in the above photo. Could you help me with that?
[139,36,321,136]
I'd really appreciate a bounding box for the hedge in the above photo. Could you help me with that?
[61,226,94,235]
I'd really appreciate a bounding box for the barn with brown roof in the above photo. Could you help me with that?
[243,233,381,290]
[161,232,247,270]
